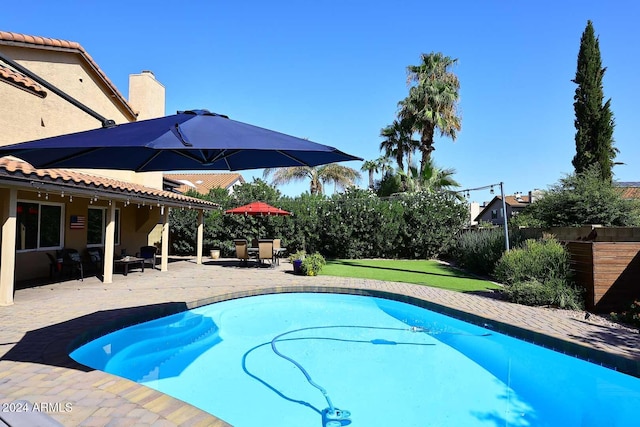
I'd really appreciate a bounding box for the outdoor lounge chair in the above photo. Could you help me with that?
[59,248,84,281]
[85,247,103,273]
[258,239,275,268]
[234,239,254,266]
[46,252,59,278]
[138,245,158,270]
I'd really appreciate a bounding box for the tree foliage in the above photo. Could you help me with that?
[263,164,361,195]
[170,180,468,259]
[375,159,460,198]
[518,166,640,227]
[572,20,616,182]
[399,52,462,174]
[378,118,418,173]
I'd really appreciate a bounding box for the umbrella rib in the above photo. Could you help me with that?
[174,149,227,165]
[272,150,309,167]
[137,150,163,171]
[36,147,104,168]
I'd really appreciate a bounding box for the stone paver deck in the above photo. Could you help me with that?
[1,257,639,426]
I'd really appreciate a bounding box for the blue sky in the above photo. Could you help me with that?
[3,1,639,202]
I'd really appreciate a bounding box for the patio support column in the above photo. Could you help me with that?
[161,207,169,272]
[196,210,203,265]
[0,188,17,306]
[103,202,117,283]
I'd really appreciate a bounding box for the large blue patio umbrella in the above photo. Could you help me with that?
[0,109,362,171]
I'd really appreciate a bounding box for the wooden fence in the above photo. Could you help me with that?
[566,241,640,313]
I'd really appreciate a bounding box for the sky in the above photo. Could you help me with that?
[3,1,639,202]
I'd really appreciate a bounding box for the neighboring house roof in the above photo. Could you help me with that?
[0,158,218,209]
[474,195,531,222]
[0,63,47,97]
[0,31,137,120]
[615,182,640,200]
[163,173,245,195]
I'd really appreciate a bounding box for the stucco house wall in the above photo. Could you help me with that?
[0,32,170,283]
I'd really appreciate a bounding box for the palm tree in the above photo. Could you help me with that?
[399,159,461,194]
[361,155,393,190]
[263,164,361,195]
[378,118,418,173]
[361,160,378,190]
[399,52,462,174]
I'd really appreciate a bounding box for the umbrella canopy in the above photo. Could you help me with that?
[0,109,362,171]
[225,201,291,216]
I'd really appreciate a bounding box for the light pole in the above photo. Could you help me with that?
[460,182,509,252]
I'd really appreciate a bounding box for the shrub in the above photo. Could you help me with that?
[502,278,583,310]
[495,236,583,310]
[450,228,511,276]
[502,279,555,306]
[610,300,640,327]
[301,253,326,276]
[493,236,570,285]
[288,250,306,263]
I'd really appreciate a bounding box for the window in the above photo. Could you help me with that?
[16,201,63,251]
[87,207,120,247]
[491,209,498,220]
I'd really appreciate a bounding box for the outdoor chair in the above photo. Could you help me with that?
[138,245,158,270]
[59,248,84,281]
[45,252,59,278]
[85,247,103,274]
[272,239,285,265]
[258,239,275,268]
[234,239,254,266]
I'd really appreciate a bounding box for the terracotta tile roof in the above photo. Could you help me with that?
[0,31,136,119]
[0,158,218,209]
[503,195,530,207]
[163,173,245,195]
[618,187,640,200]
[614,182,640,200]
[0,63,47,97]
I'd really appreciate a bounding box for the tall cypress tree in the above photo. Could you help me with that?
[572,20,616,182]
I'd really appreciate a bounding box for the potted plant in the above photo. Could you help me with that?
[288,250,306,275]
[209,240,222,259]
[301,253,326,276]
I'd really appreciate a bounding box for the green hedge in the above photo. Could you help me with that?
[169,183,467,260]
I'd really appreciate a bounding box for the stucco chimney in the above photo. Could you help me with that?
[128,70,165,120]
[528,189,543,203]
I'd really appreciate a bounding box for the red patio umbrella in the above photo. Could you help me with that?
[225,201,291,216]
[225,201,291,240]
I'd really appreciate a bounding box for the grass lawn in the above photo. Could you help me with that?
[321,259,501,293]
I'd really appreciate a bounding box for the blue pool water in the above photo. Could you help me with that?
[71,293,640,426]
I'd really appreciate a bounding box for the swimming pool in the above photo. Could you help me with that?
[71,293,640,426]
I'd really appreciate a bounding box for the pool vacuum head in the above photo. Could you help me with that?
[322,407,351,426]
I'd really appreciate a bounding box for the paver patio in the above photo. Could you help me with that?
[1,257,639,426]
